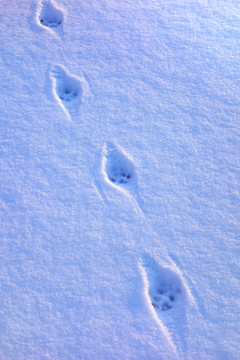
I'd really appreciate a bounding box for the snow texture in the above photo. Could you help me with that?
[1,0,240,359]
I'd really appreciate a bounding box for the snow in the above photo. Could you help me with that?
[1,0,240,359]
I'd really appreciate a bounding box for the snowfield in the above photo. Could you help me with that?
[1,0,240,359]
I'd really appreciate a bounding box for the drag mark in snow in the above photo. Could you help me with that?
[38,0,64,30]
[50,65,85,119]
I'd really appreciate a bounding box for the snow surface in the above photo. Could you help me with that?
[1,0,240,359]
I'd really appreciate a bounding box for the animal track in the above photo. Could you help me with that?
[151,286,180,312]
[50,65,83,117]
[103,142,136,187]
[58,88,78,102]
[141,254,183,314]
[38,0,63,29]
[140,254,193,355]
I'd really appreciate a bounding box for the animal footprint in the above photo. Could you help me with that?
[151,284,180,312]
[38,0,63,29]
[103,142,137,187]
[141,254,185,315]
[101,143,144,211]
[50,65,84,118]
[140,254,194,355]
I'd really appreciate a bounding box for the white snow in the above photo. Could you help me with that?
[1,0,240,359]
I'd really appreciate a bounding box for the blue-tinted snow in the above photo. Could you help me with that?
[1,0,240,359]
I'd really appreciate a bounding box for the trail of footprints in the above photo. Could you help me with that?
[36,0,188,343]
[36,2,84,117]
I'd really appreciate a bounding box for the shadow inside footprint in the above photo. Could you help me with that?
[58,88,78,102]
[39,0,63,29]
[141,254,183,314]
